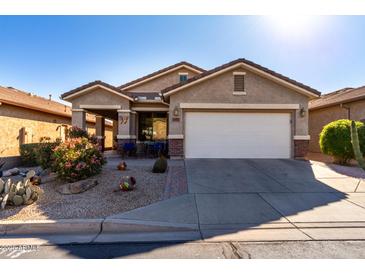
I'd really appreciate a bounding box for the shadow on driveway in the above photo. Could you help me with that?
[8,159,365,258]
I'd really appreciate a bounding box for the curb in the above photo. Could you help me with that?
[95,218,201,243]
[0,218,202,245]
[0,219,103,236]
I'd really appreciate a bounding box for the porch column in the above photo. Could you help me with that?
[71,109,86,130]
[95,115,105,151]
[112,119,118,150]
[117,110,136,152]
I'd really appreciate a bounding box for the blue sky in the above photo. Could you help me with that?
[0,16,364,102]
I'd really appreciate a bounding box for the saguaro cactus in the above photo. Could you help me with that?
[350,120,365,170]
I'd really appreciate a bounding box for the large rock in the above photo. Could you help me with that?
[57,178,98,195]
[40,172,58,184]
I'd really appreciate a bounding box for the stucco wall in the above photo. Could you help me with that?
[309,100,365,152]
[71,87,131,110]
[0,103,113,157]
[168,68,309,136]
[125,68,200,92]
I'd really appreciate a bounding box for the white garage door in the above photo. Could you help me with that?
[185,112,291,158]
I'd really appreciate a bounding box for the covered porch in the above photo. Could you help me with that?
[61,81,169,156]
[73,105,168,156]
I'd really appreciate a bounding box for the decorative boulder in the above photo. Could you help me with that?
[117,161,127,171]
[56,178,98,195]
[152,156,168,173]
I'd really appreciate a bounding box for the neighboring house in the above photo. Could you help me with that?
[309,86,365,153]
[61,58,320,159]
[0,86,113,166]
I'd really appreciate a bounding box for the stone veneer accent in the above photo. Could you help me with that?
[168,139,184,158]
[294,139,309,158]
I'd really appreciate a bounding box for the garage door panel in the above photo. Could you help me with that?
[185,112,291,158]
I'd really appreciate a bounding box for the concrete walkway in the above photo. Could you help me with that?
[94,159,365,242]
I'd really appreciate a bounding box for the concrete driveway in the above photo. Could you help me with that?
[99,159,365,243]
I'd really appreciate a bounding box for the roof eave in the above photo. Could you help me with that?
[62,83,134,102]
[163,62,320,99]
[119,63,205,91]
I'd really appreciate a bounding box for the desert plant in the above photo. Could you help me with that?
[52,137,106,182]
[319,119,365,165]
[37,138,61,169]
[67,126,89,139]
[350,120,365,170]
[19,143,40,166]
[152,155,168,173]
[0,177,43,209]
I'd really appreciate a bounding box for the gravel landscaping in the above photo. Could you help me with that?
[0,161,167,221]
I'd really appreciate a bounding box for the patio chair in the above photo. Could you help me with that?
[122,142,136,158]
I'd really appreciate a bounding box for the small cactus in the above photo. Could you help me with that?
[152,155,168,173]
[12,195,23,206]
[350,120,365,170]
[0,177,42,209]
[0,178,4,193]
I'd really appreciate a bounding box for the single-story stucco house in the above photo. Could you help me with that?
[0,86,113,167]
[309,85,365,153]
[61,58,321,159]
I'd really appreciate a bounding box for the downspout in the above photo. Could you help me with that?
[340,103,351,120]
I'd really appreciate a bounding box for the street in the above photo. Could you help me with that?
[2,241,365,259]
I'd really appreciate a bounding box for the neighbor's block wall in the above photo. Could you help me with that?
[308,100,365,153]
[0,103,113,157]
[168,68,309,137]
[0,104,70,157]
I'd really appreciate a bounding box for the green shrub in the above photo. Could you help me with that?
[19,143,39,166]
[37,139,60,169]
[19,140,60,168]
[52,137,106,182]
[67,126,89,139]
[319,119,365,164]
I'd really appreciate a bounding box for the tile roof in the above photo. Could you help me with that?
[309,86,365,110]
[161,58,321,97]
[61,80,133,100]
[0,86,102,124]
[118,61,206,90]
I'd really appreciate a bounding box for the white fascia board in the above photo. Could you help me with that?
[179,103,300,110]
[63,84,133,101]
[79,104,122,109]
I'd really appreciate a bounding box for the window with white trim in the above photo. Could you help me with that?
[179,73,188,83]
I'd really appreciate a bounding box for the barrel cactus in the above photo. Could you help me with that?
[152,155,168,173]
[0,177,43,209]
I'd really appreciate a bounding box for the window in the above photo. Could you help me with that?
[179,73,188,83]
[138,112,167,141]
[233,72,245,92]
